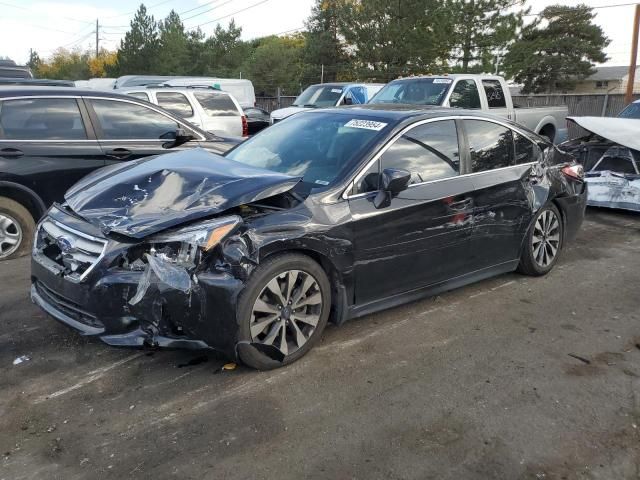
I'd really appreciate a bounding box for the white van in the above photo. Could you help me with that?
[121,86,247,137]
[113,76,256,109]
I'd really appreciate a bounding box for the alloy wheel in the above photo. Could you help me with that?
[0,213,22,259]
[532,210,560,268]
[249,269,323,356]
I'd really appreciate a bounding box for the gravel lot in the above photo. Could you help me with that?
[1,208,639,480]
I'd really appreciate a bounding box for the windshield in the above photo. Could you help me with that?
[292,85,345,107]
[226,112,391,186]
[618,103,640,119]
[369,78,453,105]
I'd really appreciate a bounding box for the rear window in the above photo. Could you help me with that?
[156,92,194,118]
[0,98,87,140]
[194,92,239,117]
[482,80,507,108]
[127,92,150,102]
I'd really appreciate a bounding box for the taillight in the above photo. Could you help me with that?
[562,164,584,180]
[241,115,249,137]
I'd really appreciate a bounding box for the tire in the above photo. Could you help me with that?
[237,253,331,370]
[0,197,35,261]
[517,203,563,276]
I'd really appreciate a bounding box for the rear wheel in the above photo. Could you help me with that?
[518,204,563,276]
[238,253,331,370]
[0,197,35,261]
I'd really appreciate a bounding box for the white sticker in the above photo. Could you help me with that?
[344,119,388,131]
[314,179,330,185]
[331,88,342,93]
[433,78,452,84]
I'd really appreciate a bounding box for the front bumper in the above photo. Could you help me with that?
[30,225,245,358]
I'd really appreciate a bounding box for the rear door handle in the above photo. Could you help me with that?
[105,148,132,160]
[0,148,24,158]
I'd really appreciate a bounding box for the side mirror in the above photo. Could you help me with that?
[163,128,194,148]
[342,96,353,106]
[373,168,411,209]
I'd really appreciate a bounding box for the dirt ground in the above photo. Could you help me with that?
[1,207,639,480]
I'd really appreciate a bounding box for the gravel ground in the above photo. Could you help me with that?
[1,207,639,480]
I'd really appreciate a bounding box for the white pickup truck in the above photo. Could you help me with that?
[369,74,568,143]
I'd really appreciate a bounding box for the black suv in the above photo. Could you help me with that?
[0,86,239,260]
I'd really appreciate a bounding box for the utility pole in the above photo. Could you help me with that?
[320,64,324,84]
[95,18,99,58]
[625,4,640,105]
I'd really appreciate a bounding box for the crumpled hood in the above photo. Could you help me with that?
[270,106,310,120]
[567,116,640,151]
[64,148,300,238]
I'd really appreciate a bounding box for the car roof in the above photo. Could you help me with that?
[388,74,503,82]
[308,104,496,121]
[0,86,142,100]
[308,82,385,88]
[119,85,231,95]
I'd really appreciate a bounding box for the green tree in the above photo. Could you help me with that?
[503,4,609,93]
[26,50,42,73]
[198,20,249,77]
[339,0,452,81]
[447,0,527,74]
[244,35,305,96]
[34,48,91,80]
[157,10,190,75]
[301,0,347,85]
[116,4,159,75]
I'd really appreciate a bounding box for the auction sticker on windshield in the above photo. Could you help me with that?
[433,78,453,84]
[344,119,388,131]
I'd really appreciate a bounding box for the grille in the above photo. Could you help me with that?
[34,280,103,329]
[34,218,107,282]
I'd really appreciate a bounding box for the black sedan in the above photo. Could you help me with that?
[30,106,587,369]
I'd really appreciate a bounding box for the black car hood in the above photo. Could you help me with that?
[64,148,300,238]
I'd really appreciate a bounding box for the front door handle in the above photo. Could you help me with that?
[105,148,132,160]
[0,148,24,158]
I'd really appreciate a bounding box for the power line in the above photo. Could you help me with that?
[178,0,226,17]
[182,0,234,22]
[102,0,177,19]
[0,0,94,24]
[187,0,273,30]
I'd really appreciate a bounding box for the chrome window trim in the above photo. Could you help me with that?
[342,115,540,200]
[0,95,206,142]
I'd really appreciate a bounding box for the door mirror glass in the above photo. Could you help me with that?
[342,96,353,106]
[163,128,194,148]
[374,168,411,209]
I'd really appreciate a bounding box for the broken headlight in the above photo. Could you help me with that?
[144,216,241,266]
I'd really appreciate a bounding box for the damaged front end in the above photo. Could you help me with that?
[30,149,302,361]
[560,117,640,212]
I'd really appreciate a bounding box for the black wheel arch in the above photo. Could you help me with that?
[0,181,47,222]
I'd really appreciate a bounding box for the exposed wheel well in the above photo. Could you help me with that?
[539,124,556,142]
[0,185,45,223]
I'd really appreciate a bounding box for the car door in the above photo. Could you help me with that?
[463,119,539,270]
[348,119,475,305]
[0,96,104,207]
[84,97,200,164]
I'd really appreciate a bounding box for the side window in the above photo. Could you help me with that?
[465,120,514,172]
[156,92,194,118]
[193,92,240,117]
[127,92,150,102]
[482,80,506,108]
[90,99,180,140]
[345,86,366,105]
[513,131,542,164]
[379,120,460,186]
[0,98,87,140]
[449,80,481,109]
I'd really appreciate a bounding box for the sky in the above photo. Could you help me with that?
[0,0,636,67]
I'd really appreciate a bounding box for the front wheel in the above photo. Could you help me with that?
[0,197,35,261]
[518,204,563,276]
[238,253,331,370]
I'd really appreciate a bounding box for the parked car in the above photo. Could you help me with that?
[617,99,640,119]
[113,76,257,109]
[243,107,270,134]
[0,86,240,260]
[0,78,75,87]
[369,75,569,143]
[559,116,640,211]
[0,59,33,79]
[121,85,248,138]
[30,106,587,369]
[74,78,117,90]
[270,83,384,123]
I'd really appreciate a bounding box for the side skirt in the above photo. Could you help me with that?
[347,260,520,320]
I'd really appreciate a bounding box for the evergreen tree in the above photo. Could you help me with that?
[26,50,42,73]
[116,4,159,75]
[448,0,527,73]
[302,0,346,85]
[199,20,249,77]
[503,4,609,93]
[245,35,305,95]
[157,10,190,75]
